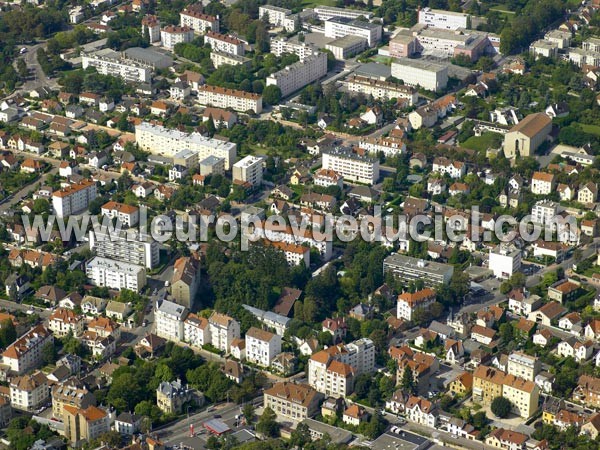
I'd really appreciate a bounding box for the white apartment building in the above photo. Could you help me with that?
[345,338,375,375]
[245,327,282,367]
[358,136,406,157]
[322,147,379,185]
[135,122,237,169]
[197,85,262,114]
[489,244,521,279]
[100,201,139,227]
[418,7,469,30]
[183,313,210,347]
[142,15,161,43]
[507,352,540,382]
[324,17,382,48]
[89,227,159,269]
[266,52,328,97]
[268,241,310,267]
[531,172,555,195]
[210,51,251,69]
[343,75,418,105]
[86,257,147,292]
[52,179,97,217]
[397,288,436,321]
[179,8,219,33]
[259,5,297,31]
[209,312,240,352]
[155,299,188,342]
[270,37,315,60]
[314,5,373,21]
[260,221,333,260]
[531,200,559,226]
[391,58,448,92]
[160,26,194,50]
[10,372,49,412]
[232,155,263,186]
[2,325,54,374]
[205,31,244,56]
[48,308,84,337]
[82,49,152,84]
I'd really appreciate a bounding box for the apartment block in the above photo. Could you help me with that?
[266,240,310,267]
[383,254,454,286]
[232,155,263,186]
[418,7,469,30]
[48,308,84,337]
[324,17,382,47]
[391,58,448,92]
[171,256,200,310]
[63,405,110,447]
[82,49,153,83]
[197,85,262,114]
[135,121,237,169]
[209,311,240,352]
[507,352,540,382]
[489,244,521,279]
[270,37,315,60]
[89,227,159,269]
[245,327,282,367]
[205,31,244,56]
[397,288,437,321]
[10,372,49,411]
[52,179,97,217]
[100,201,139,227]
[321,147,379,185]
[160,25,194,50]
[183,313,210,347]
[155,299,189,342]
[52,379,96,419]
[210,51,251,68]
[86,257,147,292]
[2,325,54,374]
[313,5,373,21]
[259,5,298,31]
[142,15,161,43]
[179,7,219,33]
[266,52,328,97]
[259,221,333,260]
[264,382,323,422]
[343,75,418,105]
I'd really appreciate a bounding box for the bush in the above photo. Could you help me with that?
[491,396,512,418]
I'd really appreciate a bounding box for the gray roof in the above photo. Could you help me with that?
[355,62,391,79]
[243,304,290,330]
[301,419,353,444]
[157,379,190,397]
[156,299,189,320]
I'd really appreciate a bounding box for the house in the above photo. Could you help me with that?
[558,337,594,362]
[533,329,554,347]
[531,172,555,195]
[485,428,528,450]
[222,359,244,384]
[245,327,281,367]
[114,412,142,435]
[5,273,31,300]
[156,379,193,414]
[81,296,108,315]
[396,288,436,321]
[432,157,466,179]
[48,308,84,337]
[581,413,600,439]
[349,303,374,321]
[404,396,437,428]
[105,301,132,322]
[135,333,166,359]
[264,382,323,422]
[202,107,237,129]
[528,302,566,326]
[574,375,600,407]
[342,404,369,426]
[557,183,574,201]
[578,182,598,204]
[586,319,600,341]
[386,390,408,414]
[444,339,464,364]
[360,106,383,125]
[21,159,43,174]
[322,317,347,342]
[449,371,472,396]
[558,311,582,331]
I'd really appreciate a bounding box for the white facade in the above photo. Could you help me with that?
[209,312,241,352]
[344,75,418,105]
[10,373,48,412]
[160,26,194,50]
[489,244,521,279]
[391,58,448,92]
[89,228,160,269]
[82,50,152,83]
[324,18,382,48]
[232,155,263,186]
[314,5,373,21]
[52,180,97,217]
[155,299,188,342]
[270,38,315,60]
[86,257,147,292]
[322,148,379,185]
[197,85,262,114]
[210,51,250,68]
[2,325,54,374]
[266,53,328,97]
[531,200,559,226]
[179,9,219,33]
[418,7,469,30]
[135,121,237,169]
[259,5,296,31]
[245,327,282,367]
[205,31,244,56]
[183,314,210,347]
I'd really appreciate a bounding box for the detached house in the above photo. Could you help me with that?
[531,172,555,195]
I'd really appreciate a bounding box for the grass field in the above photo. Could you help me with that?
[577,123,600,136]
[301,0,336,7]
[461,132,504,151]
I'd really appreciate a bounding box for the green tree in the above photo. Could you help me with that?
[242,403,255,424]
[0,319,16,348]
[400,365,415,394]
[491,396,512,418]
[41,342,56,365]
[256,407,279,438]
[262,85,282,105]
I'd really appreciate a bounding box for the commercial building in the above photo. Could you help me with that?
[2,325,54,374]
[321,147,379,185]
[179,7,219,33]
[86,257,147,292]
[197,85,262,114]
[417,28,491,61]
[160,25,194,50]
[418,7,469,30]
[210,51,252,69]
[391,58,448,92]
[489,244,521,279]
[135,121,237,169]
[82,49,153,84]
[52,179,97,217]
[266,52,328,97]
[205,31,244,56]
[343,75,418,105]
[63,405,110,447]
[155,299,188,342]
[209,311,240,352]
[245,327,282,367]
[314,5,373,21]
[270,38,315,60]
[232,155,263,186]
[325,36,368,60]
[89,227,160,269]
[503,112,552,158]
[171,256,200,310]
[264,382,323,422]
[383,254,454,286]
[324,17,382,48]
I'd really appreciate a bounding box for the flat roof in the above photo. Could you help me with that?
[355,62,391,79]
[383,253,453,275]
[327,16,381,30]
[203,418,231,435]
[326,35,368,49]
[371,431,429,450]
[392,57,447,72]
[301,419,353,444]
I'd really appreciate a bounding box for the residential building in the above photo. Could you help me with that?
[270,37,315,59]
[259,5,297,31]
[343,404,368,426]
[321,147,379,185]
[264,382,323,422]
[52,179,97,217]
[343,75,418,105]
[391,58,448,92]
[531,200,559,226]
[179,7,219,33]
[135,121,237,169]
[504,113,553,158]
[100,201,139,227]
[89,226,160,269]
[232,155,263,186]
[383,254,454,286]
[507,352,540,382]
[578,182,598,204]
[81,49,160,84]
[245,327,282,367]
[397,288,436,321]
[171,257,200,310]
[313,5,373,21]
[266,52,328,97]
[502,374,540,418]
[160,25,194,50]
[197,85,262,114]
[2,325,54,374]
[10,372,49,411]
[210,51,251,69]
[52,379,96,419]
[86,257,147,292]
[405,396,438,427]
[142,15,161,43]
[114,412,142,435]
[156,379,192,414]
[205,31,244,55]
[48,308,84,337]
[155,299,188,342]
[209,312,240,352]
[63,405,110,447]
[325,36,368,60]
[531,172,555,195]
[105,301,132,322]
[324,17,382,47]
[485,428,528,450]
[489,244,522,279]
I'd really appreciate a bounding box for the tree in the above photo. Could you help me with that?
[256,407,279,437]
[491,396,512,418]
[41,342,56,365]
[0,319,16,348]
[262,85,282,105]
[242,403,255,424]
[16,59,28,79]
[400,366,415,394]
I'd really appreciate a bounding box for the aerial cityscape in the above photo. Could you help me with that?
[0,0,598,449]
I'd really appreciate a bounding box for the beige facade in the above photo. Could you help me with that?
[264,382,323,422]
[504,113,552,158]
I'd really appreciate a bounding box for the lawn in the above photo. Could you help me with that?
[461,132,504,151]
[301,0,336,6]
[577,123,600,137]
